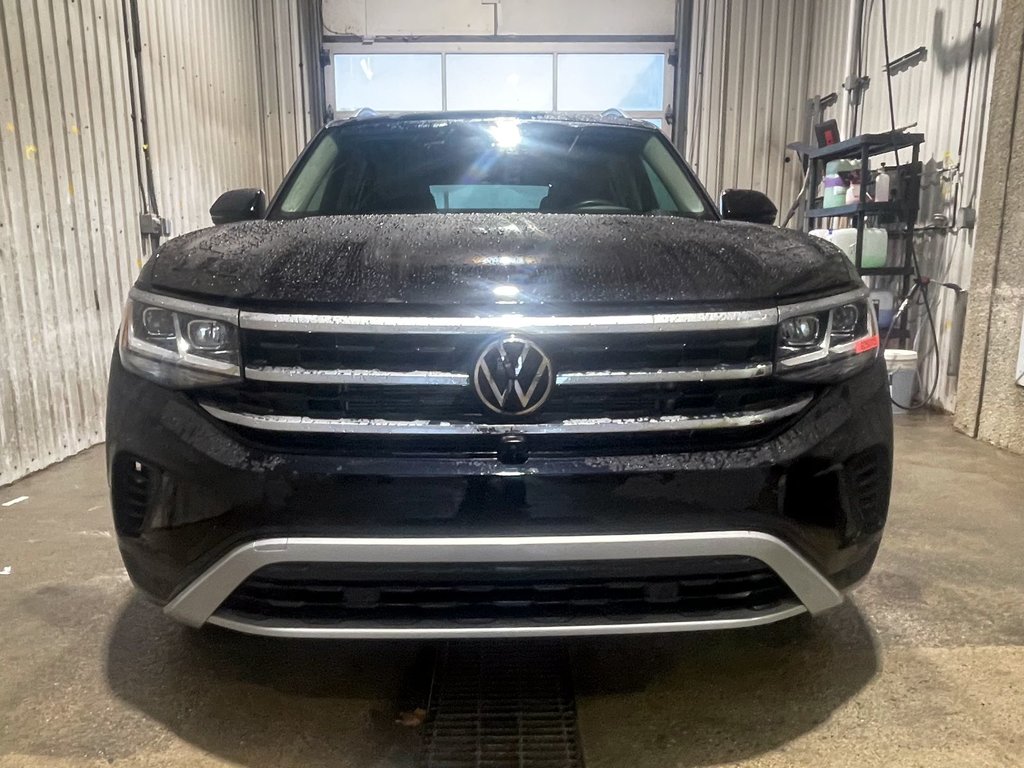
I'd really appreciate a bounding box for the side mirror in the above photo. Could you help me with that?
[719,189,777,225]
[210,188,266,225]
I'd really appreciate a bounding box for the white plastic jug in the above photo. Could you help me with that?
[809,228,887,268]
[875,167,892,202]
[871,290,895,329]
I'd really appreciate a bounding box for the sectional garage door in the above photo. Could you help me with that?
[325,45,673,132]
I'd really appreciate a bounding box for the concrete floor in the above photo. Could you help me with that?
[1,415,1022,767]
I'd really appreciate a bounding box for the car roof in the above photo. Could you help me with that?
[326,110,659,131]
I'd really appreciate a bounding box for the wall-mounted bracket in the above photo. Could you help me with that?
[817,92,839,110]
[885,46,928,76]
[139,212,170,237]
[843,74,871,106]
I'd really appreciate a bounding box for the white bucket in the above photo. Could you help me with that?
[884,349,918,413]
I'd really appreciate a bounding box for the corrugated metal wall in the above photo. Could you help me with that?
[0,0,142,485]
[684,0,1001,412]
[136,1,268,238]
[255,0,324,188]
[685,0,814,220]
[0,0,321,487]
[138,0,322,238]
[806,0,1001,411]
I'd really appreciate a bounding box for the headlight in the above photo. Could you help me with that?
[776,294,879,381]
[118,291,241,388]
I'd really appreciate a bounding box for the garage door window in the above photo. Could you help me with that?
[446,54,553,111]
[334,54,442,112]
[331,51,668,129]
[556,53,665,112]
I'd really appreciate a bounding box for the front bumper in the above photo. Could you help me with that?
[168,533,839,638]
[107,355,892,637]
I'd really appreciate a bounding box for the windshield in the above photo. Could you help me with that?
[271,118,712,218]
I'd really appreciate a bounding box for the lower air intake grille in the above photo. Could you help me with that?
[110,454,155,536]
[216,557,795,626]
[845,446,892,534]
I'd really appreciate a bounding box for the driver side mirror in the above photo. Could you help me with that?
[719,189,777,225]
[210,188,266,225]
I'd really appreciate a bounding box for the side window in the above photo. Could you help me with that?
[642,137,706,213]
[642,160,678,212]
[306,163,339,211]
[279,136,340,213]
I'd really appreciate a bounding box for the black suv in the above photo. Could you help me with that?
[107,112,891,638]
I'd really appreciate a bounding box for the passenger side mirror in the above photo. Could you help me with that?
[719,189,777,225]
[210,188,266,225]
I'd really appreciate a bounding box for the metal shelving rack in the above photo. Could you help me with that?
[790,131,925,347]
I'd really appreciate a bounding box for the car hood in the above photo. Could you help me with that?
[141,213,861,310]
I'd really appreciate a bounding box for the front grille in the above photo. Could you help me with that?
[197,378,810,423]
[216,557,796,626]
[196,318,813,455]
[242,328,775,373]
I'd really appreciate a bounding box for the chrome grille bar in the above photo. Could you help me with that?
[554,363,771,385]
[245,367,470,386]
[239,308,778,334]
[199,396,811,436]
[243,363,772,386]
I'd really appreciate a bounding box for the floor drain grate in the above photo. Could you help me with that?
[418,641,584,768]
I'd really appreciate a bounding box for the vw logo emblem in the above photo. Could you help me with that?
[473,336,554,416]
